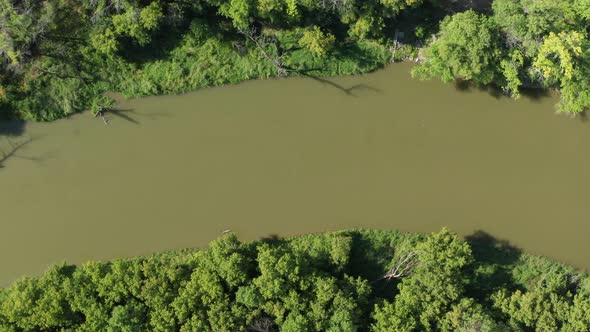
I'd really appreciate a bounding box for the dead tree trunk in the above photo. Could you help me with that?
[373,251,419,283]
[94,106,109,125]
[0,137,34,167]
[249,316,276,332]
[238,27,289,77]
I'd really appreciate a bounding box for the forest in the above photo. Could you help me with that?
[0,0,589,121]
[1,228,589,331]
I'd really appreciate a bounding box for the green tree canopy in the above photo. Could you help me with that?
[413,10,502,85]
[1,229,589,331]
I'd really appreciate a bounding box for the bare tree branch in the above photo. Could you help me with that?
[317,0,350,12]
[0,137,34,168]
[249,316,276,332]
[372,251,419,283]
[238,27,289,77]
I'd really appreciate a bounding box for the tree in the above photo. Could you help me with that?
[520,0,579,40]
[1,229,589,331]
[492,0,528,48]
[172,235,251,331]
[413,10,502,85]
[371,229,473,331]
[493,0,583,56]
[492,269,586,331]
[575,0,590,21]
[533,31,590,113]
[86,0,164,55]
[299,26,336,58]
[217,0,253,28]
[0,264,80,331]
[380,0,423,15]
[565,292,590,331]
[440,298,508,332]
[348,15,384,40]
[500,50,525,98]
[534,31,585,84]
[557,71,590,114]
[107,300,147,332]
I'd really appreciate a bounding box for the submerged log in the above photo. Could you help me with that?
[94,106,109,125]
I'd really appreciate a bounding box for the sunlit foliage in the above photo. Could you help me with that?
[1,0,590,120]
[1,229,589,331]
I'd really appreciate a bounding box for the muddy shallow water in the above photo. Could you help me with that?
[1,63,588,285]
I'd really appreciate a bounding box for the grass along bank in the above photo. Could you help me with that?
[1,0,590,121]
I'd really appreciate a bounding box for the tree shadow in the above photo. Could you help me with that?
[117,23,193,65]
[347,231,400,298]
[348,232,384,279]
[454,80,473,92]
[454,80,505,99]
[454,80,552,103]
[520,87,551,102]
[466,230,522,265]
[346,230,403,325]
[258,234,286,246]
[299,72,381,96]
[107,108,140,125]
[0,135,49,169]
[441,0,493,14]
[132,110,173,120]
[388,2,448,43]
[102,107,172,125]
[464,230,523,299]
[0,120,26,136]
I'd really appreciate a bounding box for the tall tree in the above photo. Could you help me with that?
[413,10,502,85]
[372,229,473,331]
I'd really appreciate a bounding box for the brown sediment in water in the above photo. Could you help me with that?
[0,63,586,285]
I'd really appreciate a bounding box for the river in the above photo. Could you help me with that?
[0,63,588,285]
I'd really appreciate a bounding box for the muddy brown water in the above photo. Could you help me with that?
[1,63,588,285]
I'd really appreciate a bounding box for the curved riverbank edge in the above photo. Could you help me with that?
[1,228,588,331]
[5,0,590,122]
[1,63,588,287]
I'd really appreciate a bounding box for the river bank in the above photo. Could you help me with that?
[1,63,588,286]
[4,0,590,121]
[1,228,588,331]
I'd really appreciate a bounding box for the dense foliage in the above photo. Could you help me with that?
[0,0,589,121]
[414,0,590,113]
[1,228,589,331]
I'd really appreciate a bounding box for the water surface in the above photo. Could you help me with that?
[1,63,588,285]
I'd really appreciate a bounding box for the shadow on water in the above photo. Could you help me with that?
[299,72,382,96]
[258,234,286,246]
[0,135,47,169]
[0,120,53,169]
[0,120,26,136]
[107,108,140,125]
[454,80,506,100]
[466,230,522,265]
[520,87,552,102]
[454,80,551,103]
[103,107,172,125]
[576,110,588,123]
[464,230,523,299]
[454,82,590,121]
